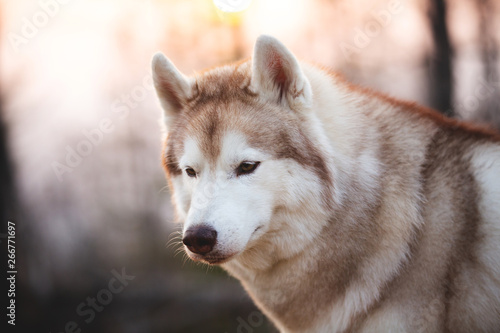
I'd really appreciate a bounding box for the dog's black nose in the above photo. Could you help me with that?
[183,226,217,255]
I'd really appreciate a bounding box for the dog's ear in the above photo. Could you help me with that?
[152,53,192,130]
[251,35,312,111]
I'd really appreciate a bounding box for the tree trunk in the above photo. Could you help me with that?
[427,0,454,117]
[0,106,16,222]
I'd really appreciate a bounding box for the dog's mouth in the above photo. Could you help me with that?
[186,250,236,265]
[203,255,234,265]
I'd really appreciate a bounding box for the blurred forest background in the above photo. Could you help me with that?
[0,0,499,332]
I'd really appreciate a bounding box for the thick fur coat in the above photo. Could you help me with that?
[152,35,500,332]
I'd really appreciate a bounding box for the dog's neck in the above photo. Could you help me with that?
[221,189,386,332]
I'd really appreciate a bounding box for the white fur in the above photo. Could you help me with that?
[180,132,276,262]
[468,145,500,330]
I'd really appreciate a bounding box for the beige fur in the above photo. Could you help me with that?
[152,35,500,332]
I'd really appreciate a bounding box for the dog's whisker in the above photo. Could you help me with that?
[166,236,182,249]
[158,185,170,194]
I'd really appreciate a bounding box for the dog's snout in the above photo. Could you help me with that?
[183,226,217,255]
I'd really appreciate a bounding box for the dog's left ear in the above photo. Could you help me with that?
[251,35,312,111]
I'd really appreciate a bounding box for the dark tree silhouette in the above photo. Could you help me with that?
[427,0,454,117]
[0,2,16,223]
[0,104,16,223]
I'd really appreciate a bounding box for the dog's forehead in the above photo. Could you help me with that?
[180,130,264,168]
[180,97,281,164]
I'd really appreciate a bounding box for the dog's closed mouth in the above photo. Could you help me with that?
[187,250,237,265]
[203,254,235,265]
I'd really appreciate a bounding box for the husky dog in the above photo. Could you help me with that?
[151,35,500,332]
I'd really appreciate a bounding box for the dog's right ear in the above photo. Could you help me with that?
[152,53,192,130]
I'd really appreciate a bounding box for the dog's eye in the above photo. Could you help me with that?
[185,167,197,178]
[236,162,260,176]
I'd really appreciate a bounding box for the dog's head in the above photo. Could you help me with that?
[152,36,333,266]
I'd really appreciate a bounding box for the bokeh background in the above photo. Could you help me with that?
[0,0,499,332]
